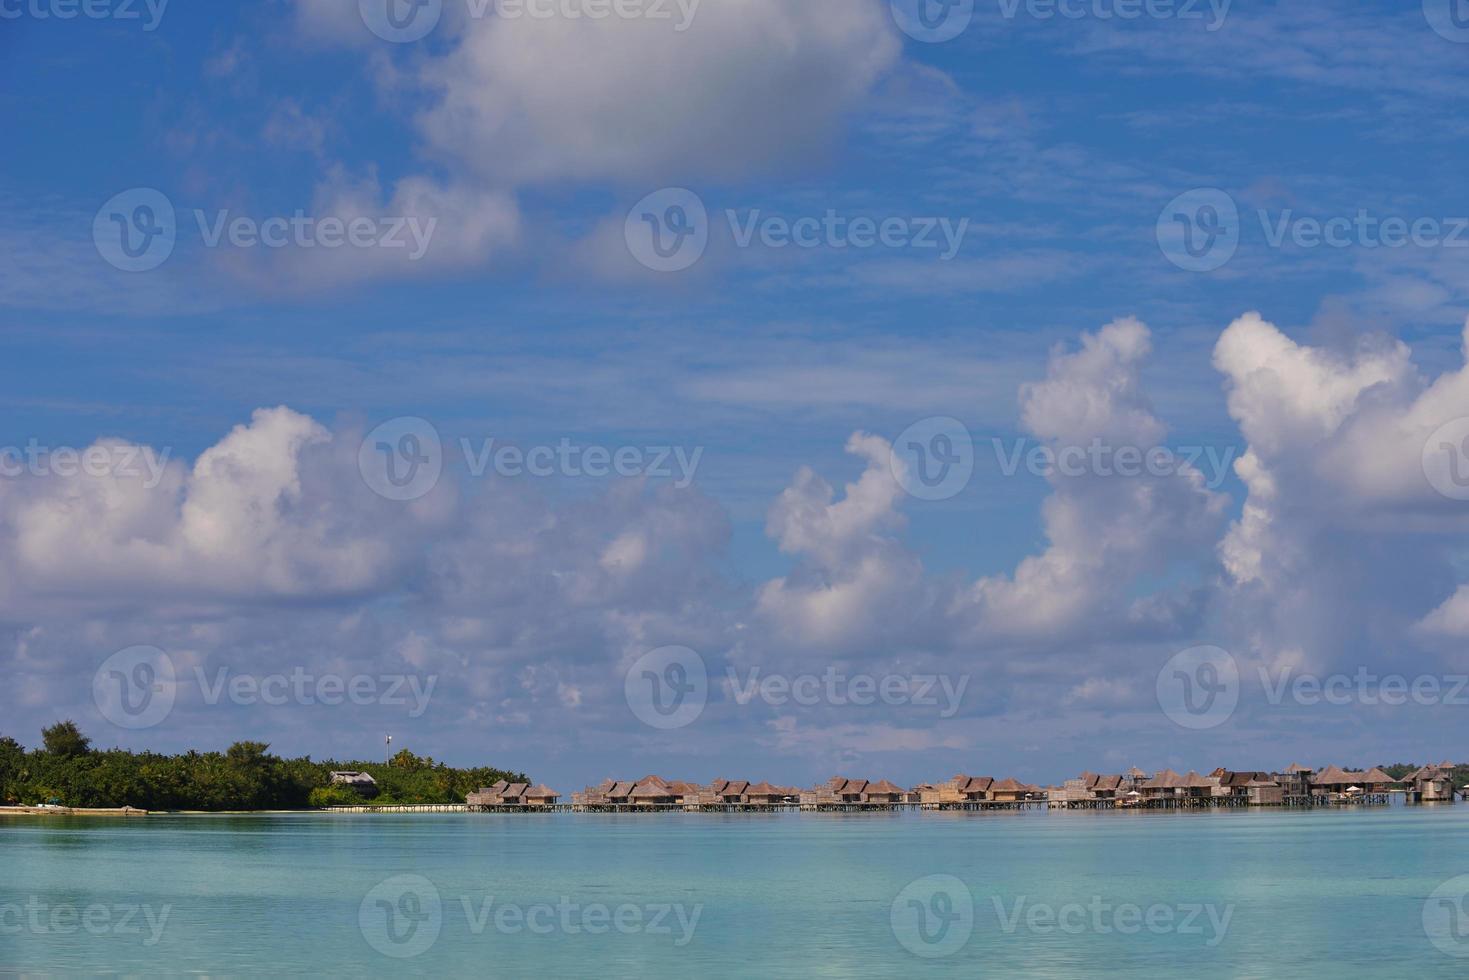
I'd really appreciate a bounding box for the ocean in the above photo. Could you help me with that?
[3,804,1469,976]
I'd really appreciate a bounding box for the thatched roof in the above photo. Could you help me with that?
[866,779,904,795]
[1312,766,1393,786]
[1144,769,1183,789]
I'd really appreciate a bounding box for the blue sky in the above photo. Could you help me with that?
[4,0,1469,791]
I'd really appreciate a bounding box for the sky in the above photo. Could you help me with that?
[3,0,1469,792]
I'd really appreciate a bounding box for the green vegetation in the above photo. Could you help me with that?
[0,723,527,811]
[1382,762,1469,788]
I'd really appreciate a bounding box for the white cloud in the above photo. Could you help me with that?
[1213,313,1469,663]
[413,0,901,184]
[960,317,1228,641]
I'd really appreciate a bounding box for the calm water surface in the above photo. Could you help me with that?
[3,805,1469,976]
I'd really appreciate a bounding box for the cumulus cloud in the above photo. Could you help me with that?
[413,0,901,184]
[0,407,424,608]
[1213,313,1469,663]
[960,317,1229,642]
[752,317,1228,667]
[754,432,934,653]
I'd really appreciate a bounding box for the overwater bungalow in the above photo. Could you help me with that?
[1137,769,1218,806]
[744,782,787,806]
[706,779,751,806]
[1273,764,1315,799]
[629,776,681,807]
[1404,762,1458,803]
[918,774,993,808]
[988,777,1042,806]
[864,780,905,804]
[1309,766,1394,804]
[1246,779,1284,806]
[525,785,560,807]
[467,781,561,811]
[1211,770,1276,804]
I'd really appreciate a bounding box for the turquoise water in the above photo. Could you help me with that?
[3,805,1469,976]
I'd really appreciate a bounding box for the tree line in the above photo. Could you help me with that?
[0,721,528,811]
